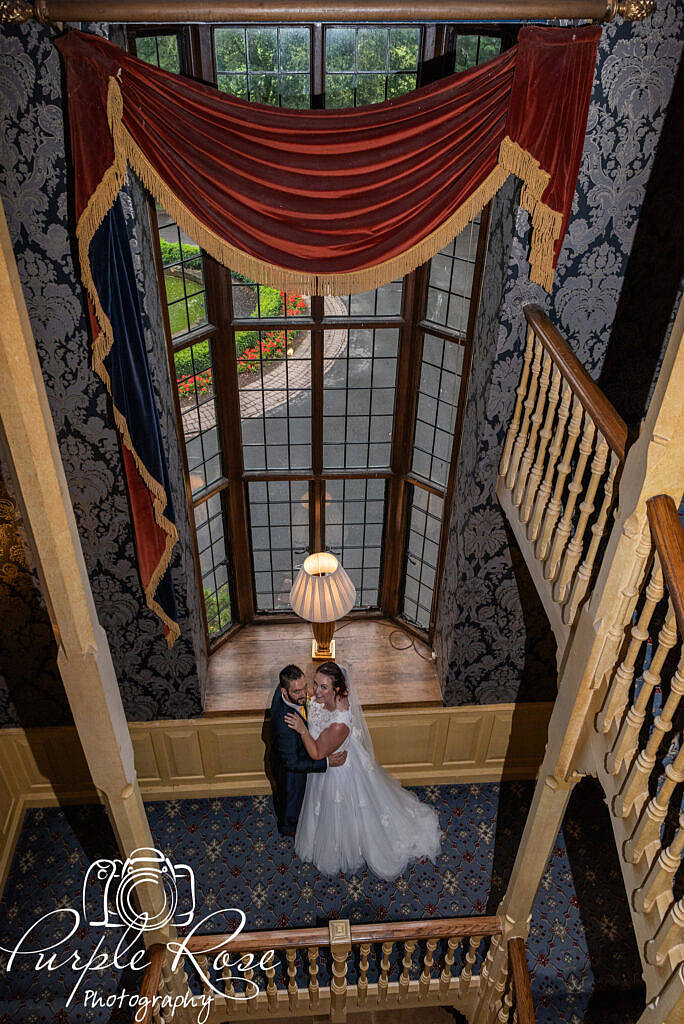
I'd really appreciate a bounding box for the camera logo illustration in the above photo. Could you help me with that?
[83,847,196,932]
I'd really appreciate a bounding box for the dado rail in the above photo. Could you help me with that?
[498,304,628,659]
[136,916,537,1023]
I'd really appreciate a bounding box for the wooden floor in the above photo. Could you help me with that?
[205,618,443,715]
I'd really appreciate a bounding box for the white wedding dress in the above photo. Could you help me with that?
[295,697,442,880]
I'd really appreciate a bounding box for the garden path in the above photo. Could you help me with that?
[182,296,348,437]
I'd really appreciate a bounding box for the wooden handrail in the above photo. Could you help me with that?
[508,937,536,1024]
[186,914,502,954]
[647,495,684,636]
[137,944,166,1024]
[524,305,628,462]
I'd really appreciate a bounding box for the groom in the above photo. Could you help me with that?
[270,664,347,836]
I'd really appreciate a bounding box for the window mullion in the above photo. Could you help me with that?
[380,266,425,618]
[311,295,325,549]
[189,24,216,84]
[208,260,256,622]
[312,22,324,107]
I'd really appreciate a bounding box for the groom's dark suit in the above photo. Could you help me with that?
[270,686,327,834]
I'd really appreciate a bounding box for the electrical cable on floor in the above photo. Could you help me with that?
[388,629,434,661]
[335,618,434,661]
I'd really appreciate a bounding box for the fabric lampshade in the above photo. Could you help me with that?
[289,553,357,623]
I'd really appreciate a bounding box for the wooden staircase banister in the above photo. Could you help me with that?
[186,914,503,953]
[524,305,628,462]
[478,296,684,1024]
[499,304,630,654]
[508,937,536,1024]
[647,494,684,635]
[137,943,167,1024]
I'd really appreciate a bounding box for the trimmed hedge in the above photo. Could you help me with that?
[159,237,250,284]
[172,284,288,379]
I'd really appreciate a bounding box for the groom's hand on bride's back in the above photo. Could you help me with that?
[328,751,347,767]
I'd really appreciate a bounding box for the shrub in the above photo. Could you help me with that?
[159,238,202,272]
[204,585,231,636]
[174,341,211,381]
[174,285,309,396]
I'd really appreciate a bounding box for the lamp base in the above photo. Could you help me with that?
[311,620,336,660]
[312,638,335,660]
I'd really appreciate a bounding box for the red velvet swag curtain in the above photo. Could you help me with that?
[54,25,599,644]
[57,25,600,299]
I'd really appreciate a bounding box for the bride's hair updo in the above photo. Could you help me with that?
[316,661,348,699]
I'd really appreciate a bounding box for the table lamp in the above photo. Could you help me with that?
[289,552,356,659]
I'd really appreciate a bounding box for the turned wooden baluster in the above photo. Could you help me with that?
[595,520,654,733]
[477,934,502,1019]
[497,981,515,1023]
[506,334,542,493]
[357,943,370,1008]
[264,956,278,1014]
[439,936,459,997]
[398,939,417,1002]
[159,960,173,1024]
[564,448,620,624]
[618,644,684,832]
[285,947,298,1013]
[221,959,236,1001]
[378,941,393,1006]
[528,377,572,544]
[195,954,211,1000]
[555,432,607,607]
[188,953,211,1020]
[329,920,351,1020]
[646,898,684,966]
[521,361,561,525]
[500,326,535,480]
[459,935,480,996]
[514,348,552,509]
[536,395,583,562]
[634,813,684,914]
[546,414,595,584]
[243,958,256,1016]
[307,946,320,1010]
[419,938,437,1000]
[608,589,674,777]
[625,668,684,864]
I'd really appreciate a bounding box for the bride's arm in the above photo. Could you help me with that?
[284,716,349,760]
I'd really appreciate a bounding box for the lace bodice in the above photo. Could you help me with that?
[307,700,352,743]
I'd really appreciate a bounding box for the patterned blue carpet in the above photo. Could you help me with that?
[0,780,643,1022]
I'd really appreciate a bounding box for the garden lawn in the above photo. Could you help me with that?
[165,274,207,336]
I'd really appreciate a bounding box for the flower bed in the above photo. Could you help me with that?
[174,286,309,402]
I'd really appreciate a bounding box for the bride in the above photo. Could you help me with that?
[284,661,441,880]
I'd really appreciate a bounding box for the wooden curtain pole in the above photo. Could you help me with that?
[0,0,655,24]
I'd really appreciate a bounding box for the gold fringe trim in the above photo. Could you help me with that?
[75,77,180,649]
[111,89,511,298]
[498,135,562,292]
[528,202,563,292]
[74,80,566,647]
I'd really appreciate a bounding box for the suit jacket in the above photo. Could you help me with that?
[269,686,327,831]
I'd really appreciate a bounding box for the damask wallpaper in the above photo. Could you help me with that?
[0,11,681,723]
[0,21,204,727]
[435,1,684,704]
